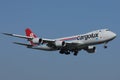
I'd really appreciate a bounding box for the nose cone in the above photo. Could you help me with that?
[111,32,117,39]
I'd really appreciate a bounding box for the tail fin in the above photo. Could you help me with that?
[25,28,37,38]
[25,28,37,45]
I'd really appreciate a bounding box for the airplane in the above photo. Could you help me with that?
[3,28,116,56]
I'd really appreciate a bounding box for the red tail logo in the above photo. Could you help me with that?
[25,28,37,38]
[25,28,37,45]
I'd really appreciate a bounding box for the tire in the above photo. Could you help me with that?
[73,51,78,56]
[65,52,70,55]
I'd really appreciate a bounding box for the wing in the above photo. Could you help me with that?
[3,33,56,45]
[3,33,33,40]
[3,33,84,50]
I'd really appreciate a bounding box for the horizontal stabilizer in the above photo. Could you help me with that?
[13,42,32,47]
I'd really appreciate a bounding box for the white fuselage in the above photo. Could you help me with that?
[31,29,116,51]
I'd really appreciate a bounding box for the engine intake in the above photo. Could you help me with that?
[32,38,43,44]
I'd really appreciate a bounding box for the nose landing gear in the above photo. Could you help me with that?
[104,42,108,49]
[104,45,107,48]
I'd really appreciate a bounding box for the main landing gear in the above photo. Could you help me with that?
[59,50,70,55]
[73,50,78,56]
[59,49,78,56]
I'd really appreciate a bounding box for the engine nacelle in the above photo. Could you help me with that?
[85,46,96,53]
[54,41,66,47]
[32,38,42,44]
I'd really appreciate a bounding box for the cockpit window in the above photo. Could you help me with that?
[106,29,110,31]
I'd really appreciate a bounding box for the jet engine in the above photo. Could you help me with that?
[84,46,96,53]
[32,38,43,44]
[54,41,66,47]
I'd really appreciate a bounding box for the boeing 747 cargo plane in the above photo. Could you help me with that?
[3,28,116,56]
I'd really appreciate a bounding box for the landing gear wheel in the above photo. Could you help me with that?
[104,42,108,49]
[74,53,78,56]
[59,50,64,54]
[65,51,70,55]
[73,51,78,56]
[104,46,107,48]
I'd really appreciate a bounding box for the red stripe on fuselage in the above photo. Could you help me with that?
[60,36,78,41]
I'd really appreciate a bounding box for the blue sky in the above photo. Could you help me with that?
[0,0,120,80]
